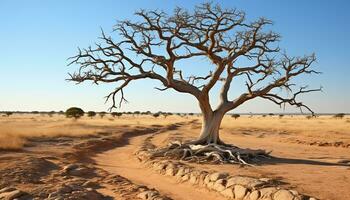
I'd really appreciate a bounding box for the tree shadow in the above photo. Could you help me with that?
[258,156,350,167]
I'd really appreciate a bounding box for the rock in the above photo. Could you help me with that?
[197,172,209,186]
[249,190,260,200]
[220,187,235,198]
[206,181,215,190]
[273,189,295,200]
[289,190,299,196]
[309,198,317,200]
[181,174,190,181]
[204,174,211,185]
[234,185,247,199]
[175,167,186,178]
[0,190,26,200]
[0,187,16,193]
[68,167,90,176]
[165,164,177,176]
[259,187,278,199]
[83,181,100,189]
[213,179,226,192]
[226,176,263,188]
[137,190,158,199]
[189,174,198,185]
[63,164,79,172]
[154,163,166,171]
[209,172,229,182]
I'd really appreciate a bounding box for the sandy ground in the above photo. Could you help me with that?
[0,114,349,199]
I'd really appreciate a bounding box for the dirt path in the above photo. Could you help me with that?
[94,134,224,200]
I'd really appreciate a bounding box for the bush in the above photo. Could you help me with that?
[5,112,13,117]
[231,114,240,119]
[153,113,160,118]
[334,113,345,119]
[87,111,96,118]
[279,114,284,118]
[111,112,123,118]
[99,111,107,118]
[65,107,84,119]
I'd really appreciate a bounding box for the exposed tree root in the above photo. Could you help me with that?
[149,141,270,166]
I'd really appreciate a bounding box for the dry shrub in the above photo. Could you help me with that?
[0,132,26,150]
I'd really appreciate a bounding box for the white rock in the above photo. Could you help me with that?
[221,187,235,198]
[209,172,229,182]
[273,189,295,200]
[234,185,247,199]
[249,190,260,200]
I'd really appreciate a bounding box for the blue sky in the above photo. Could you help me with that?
[0,0,349,113]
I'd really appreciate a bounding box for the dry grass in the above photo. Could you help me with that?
[0,114,349,150]
[0,114,186,150]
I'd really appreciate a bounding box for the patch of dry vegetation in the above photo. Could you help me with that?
[0,114,186,150]
[1,114,349,150]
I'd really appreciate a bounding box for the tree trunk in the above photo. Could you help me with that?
[195,111,225,145]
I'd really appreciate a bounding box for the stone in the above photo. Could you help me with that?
[189,174,198,185]
[309,198,317,200]
[83,181,100,189]
[220,187,235,198]
[226,176,262,188]
[137,190,158,200]
[63,164,79,172]
[68,167,90,176]
[181,174,190,181]
[234,185,247,199]
[206,181,215,190]
[0,190,26,200]
[204,174,211,185]
[176,167,191,178]
[249,190,260,200]
[154,163,166,171]
[197,172,209,186]
[209,172,229,182]
[213,179,226,192]
[165,164,177,176]
[273,189,295,200]
[259,187,278,198]
[289,190,299,196]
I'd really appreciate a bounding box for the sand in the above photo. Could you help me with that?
[0,114,349,199]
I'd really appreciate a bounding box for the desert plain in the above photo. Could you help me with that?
[0,113,349,200]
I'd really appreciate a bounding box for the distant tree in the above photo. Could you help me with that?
[111,112,123,118]
[268,113,275,117]
[48,111,55,117]
[68,2,321,164]
[99,111,107,118]
[32,111,39,114]
[87,111,97,119]
[231,114,240,119]
[334,113,345,119]
[134,111,141,115]
[65,107,84,120]
[153,113,160,118]
[5,112,13,117]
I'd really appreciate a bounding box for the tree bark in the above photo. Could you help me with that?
[191,105,225,145]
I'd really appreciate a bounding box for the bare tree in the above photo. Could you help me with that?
[68,3,320,164]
